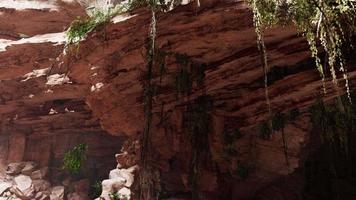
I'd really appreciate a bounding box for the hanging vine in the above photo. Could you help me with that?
[250,0,273,127]
[139,1,158,199]
[249,0,355,104]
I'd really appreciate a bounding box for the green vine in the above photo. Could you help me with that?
[249,0,355,102]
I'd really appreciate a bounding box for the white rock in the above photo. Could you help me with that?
[112,14,137,24]
[45,89,54,94]
[46,74,71,86]
[109,166,137,188]
[50,186,64,200]
[49,108,58,115]
[117,187,131,199]
[0,182,12,196]
[21,68,50,82]
[0,0,58,11]
[14,175,32,192]
[90,83,104,92]
[100,177,126,200]
[64,108,75,113]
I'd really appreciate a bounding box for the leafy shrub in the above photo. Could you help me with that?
[63,143,88,176]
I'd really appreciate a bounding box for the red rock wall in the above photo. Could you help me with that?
[1,0,355,199]
[67,1,356,199]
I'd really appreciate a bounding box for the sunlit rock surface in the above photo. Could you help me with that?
[0,0,123,192]
[0,0,355,199]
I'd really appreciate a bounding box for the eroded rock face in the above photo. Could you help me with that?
[0,0,123,191]
[0,0,355,199]
[65,1,355,199]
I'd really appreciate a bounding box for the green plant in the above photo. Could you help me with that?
[66,5,129,46]
[250,0,355,101]
[63,143,88,176]
[109,192,120,200]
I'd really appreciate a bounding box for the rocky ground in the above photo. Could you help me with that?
[0,161,65,200]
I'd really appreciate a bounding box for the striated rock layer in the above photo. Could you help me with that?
[0,0,123,190]
[0,0,355,199]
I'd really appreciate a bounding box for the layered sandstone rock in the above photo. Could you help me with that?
[0,0,123,191]
[0,0,355,199]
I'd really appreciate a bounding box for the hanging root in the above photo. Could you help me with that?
[251,0,272,126]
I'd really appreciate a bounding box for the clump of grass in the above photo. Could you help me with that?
[66,5,129,46]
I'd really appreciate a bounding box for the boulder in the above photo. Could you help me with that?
[0,182,12,196]
[50,186,64,200]
[14,175,33,193]
[33,180,51,192]
[109,165,137,187]
[100,177,126,200]
[117,187,131,200]
[21,162,37,176]
[31,167,48,180]
[10,186,35,200]
[35,191,50,200]
[6,163,26,175]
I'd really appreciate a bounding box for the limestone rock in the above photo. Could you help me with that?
[14,175,33,193]
[31,167,49,180]
[100,177,126,200]
[33,180,51,193]
[50,186,64,200]
[35,191,50,200]
[5,163,26,175]
[117,187,131,200]
[0,182,12,196]
[109,165,137,187]
[21,162,37,176]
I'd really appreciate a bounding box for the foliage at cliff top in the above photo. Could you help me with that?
[66,0,355,99]
[250,0,355,100]
[65,3,129,45]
